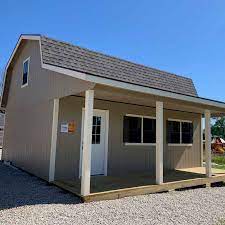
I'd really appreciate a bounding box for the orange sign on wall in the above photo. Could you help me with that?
[68,121,76,133]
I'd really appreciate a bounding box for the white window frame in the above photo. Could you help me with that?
[21,57,30,88]
[167,118,193,147]
[124,114,156,146]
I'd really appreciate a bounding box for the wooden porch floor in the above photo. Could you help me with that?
[53,167,225,202]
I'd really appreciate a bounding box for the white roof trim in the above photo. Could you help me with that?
[3,35,225,111]
[2,35,40,104]
[41,63,225,110]
[87,75,225,109]
[5,35,40,71]
[42,63,87,80]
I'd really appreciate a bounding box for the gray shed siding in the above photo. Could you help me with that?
[55,96,201,180]
[3,40,94,180]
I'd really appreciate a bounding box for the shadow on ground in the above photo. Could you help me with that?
[0,162,81,210]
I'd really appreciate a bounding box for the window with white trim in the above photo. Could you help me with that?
[123,115,156,144]
[167,120,193,144]
[22,58,30,87]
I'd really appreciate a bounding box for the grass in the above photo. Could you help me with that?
[213,164,225,170]
[212,155,225,170]
[212,155,225,165]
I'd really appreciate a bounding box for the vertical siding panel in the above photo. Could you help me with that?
[3,40,94,180]
[54,96,202,180]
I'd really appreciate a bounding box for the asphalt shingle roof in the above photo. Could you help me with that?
[40,36,198,97]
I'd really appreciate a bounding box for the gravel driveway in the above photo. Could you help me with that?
[0,162,225,225]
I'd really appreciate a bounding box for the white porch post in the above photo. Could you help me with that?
[205,110,212,177]
[81,90,94,196]
[200,114,204,167]
[49,98,59,182]
[156,101,163,184]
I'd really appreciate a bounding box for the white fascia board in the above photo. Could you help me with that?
[85,74,225,110]
[5,35,40,71]
[41,63,225,110]
[4,35,225,111]
[2,35,40,105]
[42,63,87,80]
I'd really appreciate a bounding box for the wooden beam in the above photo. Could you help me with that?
[82,174,225,202]
[156,101,163,184]
[205,110,212,177]
[81,90,94,196]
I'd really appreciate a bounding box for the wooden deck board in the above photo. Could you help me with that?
[53,167,225,202]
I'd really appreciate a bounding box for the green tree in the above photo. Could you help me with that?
[211,117,225,138]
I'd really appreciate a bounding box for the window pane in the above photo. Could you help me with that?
[22,72,28,85]
[92,135,96,144]
[143,118,156,143]
[123,116,141,143]
[96,117,101,125]
[92,116,101,144]
[167,121,180,143]
[182,122,193,144]
[23,61,28,73]
[92,125,95,134]
[96,125,101,135]
[22,60,29,85]
[95,135,100,144]
[93,116,97,125]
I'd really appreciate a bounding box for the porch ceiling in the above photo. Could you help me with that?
[77,84,225,117]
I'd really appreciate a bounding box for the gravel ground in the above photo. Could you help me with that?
[0,163,225,225]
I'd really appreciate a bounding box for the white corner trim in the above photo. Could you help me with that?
[49,98,59,182]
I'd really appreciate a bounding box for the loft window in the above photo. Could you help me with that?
[123,115,156,144]
[22,58,30,87]
[167,120,193,144]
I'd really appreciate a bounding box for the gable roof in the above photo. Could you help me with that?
[40,36,198,97]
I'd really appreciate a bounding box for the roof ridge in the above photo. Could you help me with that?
[41,35,193,82]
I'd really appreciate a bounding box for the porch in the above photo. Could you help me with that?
[49,83,225,201]
[54,167,225,202]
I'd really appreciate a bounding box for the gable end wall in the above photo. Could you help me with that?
[2,40,94,180]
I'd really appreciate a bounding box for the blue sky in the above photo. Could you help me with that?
[1,1,225,101]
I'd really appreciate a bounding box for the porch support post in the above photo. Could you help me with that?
[200,114,204,167]
[156,101,163,184]
[205,109,212,177]
[49,98,59,182]
[81,90,94,196]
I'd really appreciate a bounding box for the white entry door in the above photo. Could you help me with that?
[80,109,108,176]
